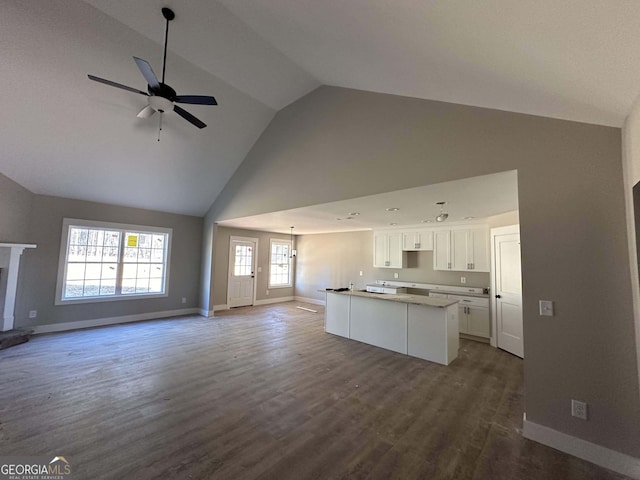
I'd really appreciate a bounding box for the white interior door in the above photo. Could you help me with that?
[228,237,257,308]
[492,226,524,357]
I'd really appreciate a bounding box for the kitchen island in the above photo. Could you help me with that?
[323,290,460,365]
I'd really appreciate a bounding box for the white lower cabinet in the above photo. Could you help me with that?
[455,297,490,338]
[325,291,350,338]
[350,296,407,354]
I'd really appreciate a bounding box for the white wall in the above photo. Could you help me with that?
[622,94,640,399]
[203,86,639,459]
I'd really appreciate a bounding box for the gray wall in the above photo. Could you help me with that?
[213,226,295,307]
[0,173,34,243]
[204,86,640,457]
[295,230,490,301]
[16,195,203,328]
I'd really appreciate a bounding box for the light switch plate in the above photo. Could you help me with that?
[394,273,399,279]
[539,300,554,316]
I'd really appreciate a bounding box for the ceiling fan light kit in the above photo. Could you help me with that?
[87,7,217,138]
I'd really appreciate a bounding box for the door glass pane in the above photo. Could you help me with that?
[234,244,253,276]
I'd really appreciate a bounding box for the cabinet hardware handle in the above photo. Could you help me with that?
[471,263,474,269]
[415,243,420,248]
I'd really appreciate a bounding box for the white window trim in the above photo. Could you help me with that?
[268,238,292,289]
[55,218,172,305]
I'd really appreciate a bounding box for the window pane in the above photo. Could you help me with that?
[66,263,85,281]
[149,278,163,293]
[104,231,120,247]
[65,281,84,298]
[121,278,136,294]
[138,248,151,263]
[123,247,137,262]
[100,281,116,295]
[83,282,100,297]
[103,245,119,261]
[101,263,117,280]
[68,245,86,262]
[152,234,165,250]
[138,233,152,248]
[85,263,101,280]
[150,265,163,279]
[136,278,149,293]
[122,263,137,279]
[86,246,103,262]
[151,248,164,262]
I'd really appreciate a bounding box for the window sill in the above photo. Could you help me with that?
[267,284,292,289]
[55,292,168,306]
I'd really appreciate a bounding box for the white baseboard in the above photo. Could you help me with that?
[199,308,215,318]
[32,308,201,334]
[213,304,228,312]
[523,414,640,479]
[294,296,326,306]
[254,296,294,306]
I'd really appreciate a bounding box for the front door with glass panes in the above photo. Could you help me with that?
[227,237,257,308]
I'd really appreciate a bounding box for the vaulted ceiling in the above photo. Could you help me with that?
[3,0,640,216]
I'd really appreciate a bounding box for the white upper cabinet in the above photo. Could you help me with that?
[402,229,434,251]
[433,226,489,272]
[373,231,406,268]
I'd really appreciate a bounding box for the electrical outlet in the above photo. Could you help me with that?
[181,297,186,304]
[394,273,399,279]
[359,271,363,276]
[266,290,269,296]
[460,277,466,284]
[571,399,588,420]
[28,310,37,319]
[539,300,554,316]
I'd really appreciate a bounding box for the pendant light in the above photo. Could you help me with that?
[289,226,297,258]
[435,202,449,222]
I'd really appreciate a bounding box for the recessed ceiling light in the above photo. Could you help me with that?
[336,218,343,221]
[463,216,474,220]
[386,207,399,212]
[349,212,360,216]
[422,219,432,223]
[345,216,353,220]
[389,222,398,226]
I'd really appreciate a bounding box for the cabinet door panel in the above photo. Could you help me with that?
[433,230,450,270]
[467,306,490,338]
[373,233,387,267]
[451,230,469,271]
[403,231,419,251]
[469,228,489,272]
[388,232,404,267]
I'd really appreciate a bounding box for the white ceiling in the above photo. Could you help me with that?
[217,171,519,235]
[3,1,640,217]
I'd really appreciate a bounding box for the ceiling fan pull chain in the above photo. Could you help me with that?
[157,112,163,142]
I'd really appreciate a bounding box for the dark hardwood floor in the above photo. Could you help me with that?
[0,302,631,479]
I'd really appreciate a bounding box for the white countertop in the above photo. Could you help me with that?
[322,289,459,308]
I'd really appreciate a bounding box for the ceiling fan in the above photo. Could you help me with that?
[88,7,217,133]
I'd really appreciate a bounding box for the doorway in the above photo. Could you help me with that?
[227,236,258,308]
[490,225,524,358]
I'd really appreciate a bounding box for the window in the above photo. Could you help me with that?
[56,218,171,304]
[269,239,292,288]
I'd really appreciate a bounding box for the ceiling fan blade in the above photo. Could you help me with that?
[87,75,148,96]
[174,105,206,129]
[175,95,218,106]
[133,57,160,89]
[137,105,156,119]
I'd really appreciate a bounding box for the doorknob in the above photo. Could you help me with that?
[495,294,501,298]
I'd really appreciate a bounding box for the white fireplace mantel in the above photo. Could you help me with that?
[0,243,36,332]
